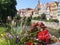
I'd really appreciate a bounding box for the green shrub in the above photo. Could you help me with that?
[52,19,59,23]
[40,13,46,20]
[25,17,32,26]
[47,19,59,23]
[58,29,60,35]
[32,16,41,20]
[14,15,21,20]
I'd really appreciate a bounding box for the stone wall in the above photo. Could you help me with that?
[32,20,60,30]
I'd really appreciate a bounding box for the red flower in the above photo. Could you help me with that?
[37,29,51,44]
[43,30,51,39]
[38,31,45,41]
[29,41,33,45]
[31,22,41,32]
[31,23,35,27]
[44,30,51,44]
[44,30,49,35]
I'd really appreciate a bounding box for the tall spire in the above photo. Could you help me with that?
[38,0,40,5]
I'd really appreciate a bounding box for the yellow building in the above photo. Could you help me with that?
[49,2,58,19]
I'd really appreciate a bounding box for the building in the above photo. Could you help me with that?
[58,2,60,23]
[17,9,26,17]
[46,3,51,20]
[17,1,58,20]
[33,0,41,16]
[34,0,47,16]
[34,1,58,20]
[38,4,47,15]
[17,8,34,17]
[25,8,34,17]
[49,2,58,19]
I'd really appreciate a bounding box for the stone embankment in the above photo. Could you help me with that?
[32,20,60,30]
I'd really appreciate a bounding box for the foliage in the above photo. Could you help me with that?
[52,19,59,23]
[0,27,6,34]
[41,13,46,20]
[58,29,60,35]
[14,14,21,20]
[0,0,17,23]
[0,16,59,45]
[0,33,17,45]
[26,16,32,26]
[44,19,59,23]
[32,16,41,20]
[6,23,11,32]
[0,38,8,45]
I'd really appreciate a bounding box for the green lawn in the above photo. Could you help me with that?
[0,27,7,45]
[0,38,8,45]
[0,27,6,34]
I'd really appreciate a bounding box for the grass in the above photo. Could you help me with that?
[0,27,6,34]
[0,38,8,45]
[0,26,7,45]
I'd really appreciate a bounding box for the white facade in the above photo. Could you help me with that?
[39,4,47,15]
[58,2,60,23]
[46,7,50,20]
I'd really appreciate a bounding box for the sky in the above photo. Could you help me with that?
[16,0,59,10]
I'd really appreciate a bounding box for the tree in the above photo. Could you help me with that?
[26,16,32,26]
[14,14,21,20]
[41,13,46,20]
[58,29,60,35]
[0,0,17,23]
